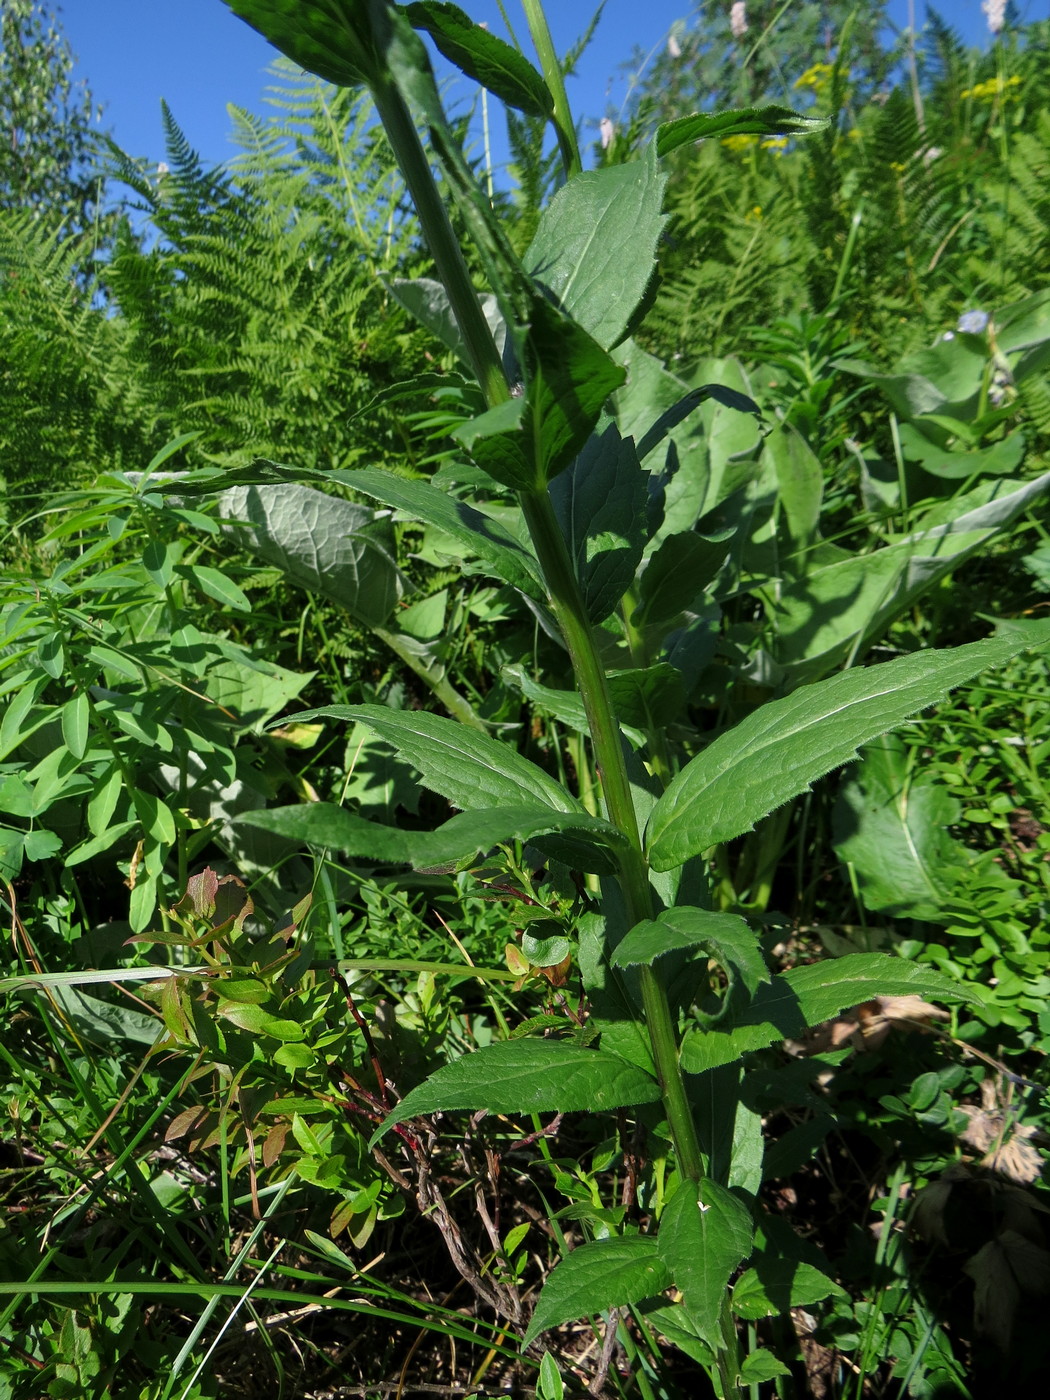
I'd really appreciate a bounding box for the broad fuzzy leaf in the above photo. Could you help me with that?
[218,484,404,629]
[404,2,551,117]
[236,802,629,874]
[658,1180,754,1345]
[832,735,976,921]
[524,145,667,351]
[523,1237,671,1347]
[646,625,1050,871]
[225,0,387,87]
[679,953,982,1074]
[372,1039,661,1145]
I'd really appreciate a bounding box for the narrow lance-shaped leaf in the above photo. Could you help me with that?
[236,802,630,875]
[656,104,827,159]
[371,1039,661,1145]
[646,624,1050,871]
[284,703,579,814]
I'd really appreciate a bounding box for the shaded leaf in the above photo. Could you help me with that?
[333,466,542,598]
[405,2,551,116]
[732,1257,845,1319]
[611,908,767,997]
[680,953,980,1074]
[236,802,629,874]
[218,484,404,629]
[550,424,648,623]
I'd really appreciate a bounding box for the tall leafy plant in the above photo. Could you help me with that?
[212,0,1048,1389]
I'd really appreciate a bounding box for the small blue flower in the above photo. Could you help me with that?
[957,309,990,334]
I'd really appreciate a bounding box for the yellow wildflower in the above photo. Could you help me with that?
[761,136,788,153]
[794,62,834,93]
[721,134,759,153]
[960,74,1022,101]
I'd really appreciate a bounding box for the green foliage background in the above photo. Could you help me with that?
[3,3,1050,1397]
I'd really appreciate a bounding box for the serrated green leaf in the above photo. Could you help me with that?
[524,145,666,351]
[658,1179,754,1345]
[732,1258,845,1320]
[289,704,577,814]
[522,1236,672,1347]
[646,625,1050,871]
[738,1350,791,1383]
[371,1039,660,1146]
[656,104,826,159]
[611,908,767,996]
[332,466,543,598]
[405,2,551,117]
[60,691,89,760]
[237,802,629,875]
[680,953,981,1074]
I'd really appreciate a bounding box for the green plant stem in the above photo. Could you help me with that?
[518,488,703,1184]
[369,76,509,409]
[520,0,581,179]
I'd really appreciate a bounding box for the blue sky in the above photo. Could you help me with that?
[60,1,1019,173]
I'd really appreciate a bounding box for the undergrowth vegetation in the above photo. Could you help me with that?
[3,3,1050,1397]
